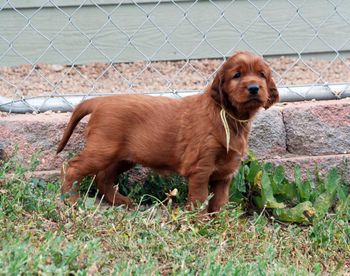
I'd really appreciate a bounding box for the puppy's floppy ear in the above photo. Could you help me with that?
[210,68,225,105]
[264,77,280,109]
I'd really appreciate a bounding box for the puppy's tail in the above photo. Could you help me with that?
[56,99,95,154]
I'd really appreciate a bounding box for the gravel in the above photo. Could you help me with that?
[1,56,350,99]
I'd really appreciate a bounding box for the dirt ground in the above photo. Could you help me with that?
[1,56,350,98]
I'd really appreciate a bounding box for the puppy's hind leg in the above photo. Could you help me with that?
[61,144,118,205]
[95,160,135,207]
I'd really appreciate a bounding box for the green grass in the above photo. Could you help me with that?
[0,155,349,275]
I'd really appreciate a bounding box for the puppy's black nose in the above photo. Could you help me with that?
[248,84,259,96]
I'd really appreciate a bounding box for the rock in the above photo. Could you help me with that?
[51,64,65,72]
[1,98,350,182]
[283,100,350,156]
[0,112,85,171]
[249,106,286,158]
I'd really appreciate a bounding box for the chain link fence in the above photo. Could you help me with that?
[1,0,350,112]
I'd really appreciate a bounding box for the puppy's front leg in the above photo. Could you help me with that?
[208,176,232,213]
[187,172,210,210]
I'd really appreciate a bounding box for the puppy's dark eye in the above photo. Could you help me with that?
[233,72,241,79]
[259,72,266,79]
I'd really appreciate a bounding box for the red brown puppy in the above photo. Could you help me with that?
[57,51,279,213]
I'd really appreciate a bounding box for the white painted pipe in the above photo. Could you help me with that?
[278,83,350,102]
[1,83,349,113]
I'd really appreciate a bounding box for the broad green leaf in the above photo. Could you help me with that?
[263,162,273,173]
[337,184,348,202]
[301,179,312,202]
[336,195,350,218]
[253,195,264,210]
[310,180,326,204]
[261,172,274,202]
[247,150,257,161]
[272,201,315,223]
[246,160,261,183]
[313,190,337,219]
[253,171,263,189]
[271,166,285,194]
[304,171,314,202]
[273,166,285,186]
[261,171,285,209]
[325,168,339,194]
[294,166,311,202]
[278,182,298,202]
[243,164,250,177]
[233,166,246,193]
[229,182,245,203]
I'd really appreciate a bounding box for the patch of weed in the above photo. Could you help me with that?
[1,153,349,274]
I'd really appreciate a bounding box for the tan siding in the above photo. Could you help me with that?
[0,0,349,66]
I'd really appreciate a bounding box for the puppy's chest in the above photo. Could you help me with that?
[214,149,243,174]
[226,131,249,157]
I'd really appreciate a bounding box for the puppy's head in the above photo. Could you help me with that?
[211,51,279,114]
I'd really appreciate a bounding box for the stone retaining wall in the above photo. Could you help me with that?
[1,98,349,180]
